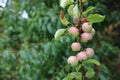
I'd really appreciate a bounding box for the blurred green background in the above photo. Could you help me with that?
[0,0,120,80]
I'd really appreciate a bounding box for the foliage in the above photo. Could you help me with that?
[0,0,120,80]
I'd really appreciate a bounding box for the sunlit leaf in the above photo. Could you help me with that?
[87,14,105,23]
[63,72,82,80]
[60,17,70,26]
[86,59,101,66]
[83,6,95,15]
[60,0,74,9]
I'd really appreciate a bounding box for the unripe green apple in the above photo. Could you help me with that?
[90,28,95,36]
[73,16,79,24]
[85,48,94,58]
[81,33,92,42]
[76,51,87,61]
[54,29,66,40]
[82,22,92,32]
[68,4,79,17]
[68,5,74,16]
[67,56,78,66]
[72,4,80,17]
[68,27,79,37]
[71,42,81,51]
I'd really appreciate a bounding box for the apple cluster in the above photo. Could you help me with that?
[67,16,95,66]
[68,47,94,66]
[81,22,95,43]
[69,17,95,43]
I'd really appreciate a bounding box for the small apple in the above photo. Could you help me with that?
[67,56,78,66]
[71,42,81,51]
[68,27,79,37]
[81,33,92,42]
[73,16,79,24]
[90,28,96,36]
[77,51,87,61]
[85,48,94,57]
[82,22,92,32]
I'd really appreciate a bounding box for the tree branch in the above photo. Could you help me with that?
[79,0,83,22]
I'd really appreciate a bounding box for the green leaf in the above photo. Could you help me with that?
[76,64,82,72]
[86,59,101,66]
[63,72,82,80]
[83,6,95,15]
[60,17,70,26]
[86,72,95,78]
[98,74,107,80]
[54,29,66,40]
[60,0,74,9]
[87,14,105,23]
[85,68,95,79]
[73,72,82,80]
[63,73,73,80]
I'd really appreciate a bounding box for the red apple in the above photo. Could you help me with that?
[73,16,79,24]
